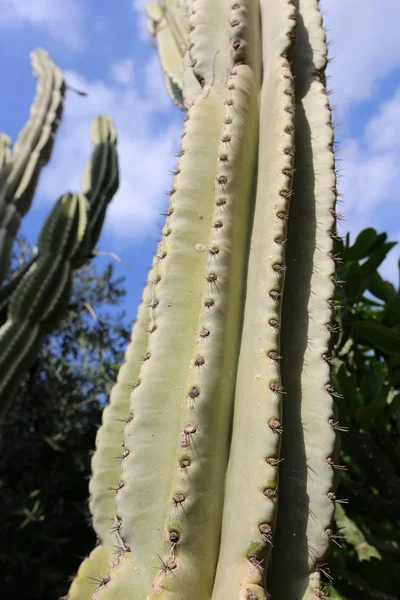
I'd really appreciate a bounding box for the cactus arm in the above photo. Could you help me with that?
[0,48,65,284]
[0,193,87,415]
[146,1,201,109]
[269,1,339,598]
[81,116,119,250]
[0,117,119,418]
[0,252,38,326]
[0,134,12,170]
[92,90,227,600]
[89,249,162,554]
[65,545,110,600]
[211,2,295,598]
[162,72,186,110]
[146,2,187,108]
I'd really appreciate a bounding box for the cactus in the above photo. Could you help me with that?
[0,114,119,417]
[69,0,344,598]
[0,48,66,284]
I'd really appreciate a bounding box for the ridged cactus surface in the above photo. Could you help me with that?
[0,48,66,284]
[69,0,344,598]
[0,114,119,416]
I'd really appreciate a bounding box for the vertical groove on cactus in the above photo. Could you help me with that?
[0,48,66,284]
[269,1,340,598]
[211,1,295,598]
[146,6,260,599]
[103,90,226,595]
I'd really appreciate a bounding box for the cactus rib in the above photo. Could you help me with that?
[147,10,260,600]
[0,116,119,418]
[0,48,65,284]
[211,1,295,597]
[269,1,340,598]
[89,248,165,554]
[99,89,227,597]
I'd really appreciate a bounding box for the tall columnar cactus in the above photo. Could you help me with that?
[0,115,119,416]
[69,0,344,598]
[0,48,66,284]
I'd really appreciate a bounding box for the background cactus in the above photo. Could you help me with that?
[0,48,65,285]
[66,0,348,599]
[0,51,119,418]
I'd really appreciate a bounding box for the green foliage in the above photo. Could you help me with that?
[327,230,400,600]
[0,244,130,600]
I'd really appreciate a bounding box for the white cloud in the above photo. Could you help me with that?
[0,0,84,50]
[321,0,400,112]
[33,62,182,241]
[320,1,400,282]
[335,91,400,282]
[112,58,135,85]
[365,88,400,152]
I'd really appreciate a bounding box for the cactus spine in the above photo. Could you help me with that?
[69,0,343,598]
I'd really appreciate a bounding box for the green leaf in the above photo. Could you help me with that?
[356,389,388,429]
[367,272,396,303]
[353,321,400,357]
[387,393,400,420]
[347,229,383,261]
[360,242,397,280]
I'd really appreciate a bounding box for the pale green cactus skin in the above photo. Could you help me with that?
[65,546,110,600]
[71,0,344,598]
[0,115,119,417]
[0,48,66,284]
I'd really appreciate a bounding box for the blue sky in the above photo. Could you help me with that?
[1,0,399,318]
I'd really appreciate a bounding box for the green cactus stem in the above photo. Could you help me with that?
[0,192,89,414]
[0,116,119,418]
[0,48,66,284]
[146,1,189,109]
